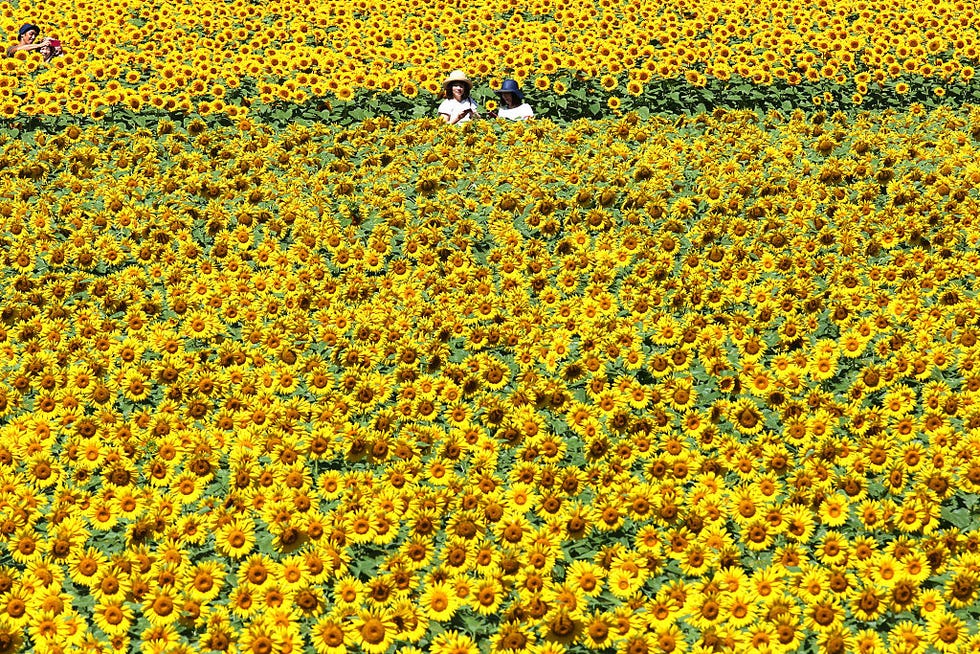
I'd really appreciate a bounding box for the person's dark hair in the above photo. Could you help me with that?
[494,78,524,104]
[18,24,40,39]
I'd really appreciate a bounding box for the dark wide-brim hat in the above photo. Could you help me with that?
[493,78,524,102]
[443,70,473,94]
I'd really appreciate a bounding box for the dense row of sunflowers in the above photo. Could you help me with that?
[2,105,980,652]
[3,0,980,119]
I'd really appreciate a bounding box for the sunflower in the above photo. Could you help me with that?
[470,577,504,616]
[310,615,348,654]
[419,581,458,621]
[215,517,257,559]
[817,493,851,528]
[430,630,480,654]
[573,609,613,649]
[92,567,131,605]
[482,359,512,391]
[808,353,839,381]
[94,602,134,636]
[665,378,697,412]
[121,369,153,402]
[599,74,617,90]
[607,567,646,600]
[490,621,534,652]
[888,620,927,653]
[729,398,765,435]
[238,622,283,654]
[719,590,758,629]
[803,597,843,633]
[0,588,30,628]
[926,611,968,653]
[143,590,180,626]
[867,551,903,588]
[350,609,397,654]
[188,561,225,603]
[389,599,427,643]
[563,559,604,598]
[25,559,65,592]
[944,571,980,609]
[68,547,108,586]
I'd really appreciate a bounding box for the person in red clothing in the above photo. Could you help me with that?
[38,38,63,63]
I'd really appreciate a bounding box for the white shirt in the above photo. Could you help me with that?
[438,98,478,123]
[497,103,534,120]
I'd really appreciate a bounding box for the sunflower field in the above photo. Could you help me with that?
[4,0,980,127]
[3,1,980,654]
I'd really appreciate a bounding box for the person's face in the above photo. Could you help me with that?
[21,29,38,45]
[451,83,465,99]
[501,92,518,108]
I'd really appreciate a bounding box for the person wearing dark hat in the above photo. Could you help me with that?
[6,24,52,57]
[438,70,480,125]
[492,79,534,121]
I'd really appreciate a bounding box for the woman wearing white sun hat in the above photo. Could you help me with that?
[438,70,480,125]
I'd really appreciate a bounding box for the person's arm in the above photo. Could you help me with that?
[451,107,474,124]
[438,99,452,123]
[443,105,472,124]
[7,38,49,57]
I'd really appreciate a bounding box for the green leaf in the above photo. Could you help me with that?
[941,505,974,530]
[962,493,980,510]
[351,551,379,579]
[461,612,487,636]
